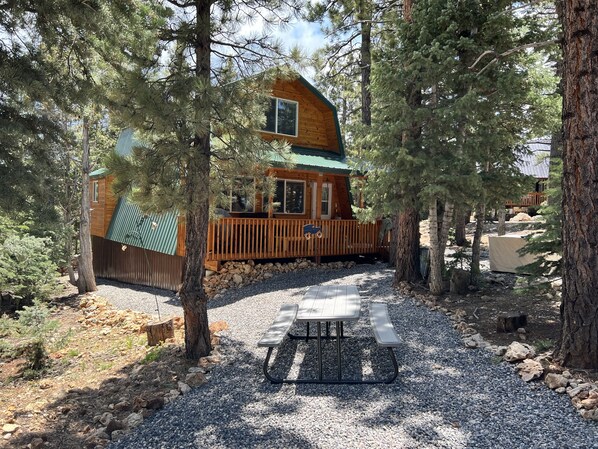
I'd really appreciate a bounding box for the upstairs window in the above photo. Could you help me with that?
[263,98,298,137]
[92,181,99,202]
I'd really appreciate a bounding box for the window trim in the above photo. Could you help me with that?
[92,180,99,203]
[271,178,305,215]
[262,97,299,137]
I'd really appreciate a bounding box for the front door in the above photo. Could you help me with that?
[311,182,333,219]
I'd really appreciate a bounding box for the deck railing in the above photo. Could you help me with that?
[206,218,385,262]
[506,192,546,207]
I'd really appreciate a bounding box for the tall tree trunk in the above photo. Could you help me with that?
[393,205,420,285]
[359,0,372,129]
[428,200,454,295]
[454,207,467,246]
[497,207,506,236]
[470,202,486,285]
[392,0,422,284]
[178,0,213,360]
[554,0,598,369]
[77,116,97,294]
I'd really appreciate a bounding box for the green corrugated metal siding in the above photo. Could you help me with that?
[105,198,179,255]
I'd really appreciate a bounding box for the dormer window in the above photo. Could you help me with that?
[263,97,298,137]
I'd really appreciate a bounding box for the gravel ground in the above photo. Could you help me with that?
[103,264,598,449]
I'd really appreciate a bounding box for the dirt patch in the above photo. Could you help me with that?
[0,283,222,449]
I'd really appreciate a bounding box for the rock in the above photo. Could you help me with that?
[30,437,44,449]
[232,274,243,284]
[263,272,273,279]
[185,372,207,387]
[510,212,532,222]
[113,401,130,412]
[545,373,569,389]
[145,396,165,410]
[164,389,180,404]
[105,419,124,435]
[555,387,567,394]
[111,430,128,441]
[580,391,598,410]
[2,424,19,434]
[550,279,562,290]
[98,412,114,427]
[517,359,544,382]
[494,346,508,356]
[504,342,535,362]
[516,327,526,334]
[568,385,589,398]
[178,381,191,394]
[463,333,488,349]
[124,413,143,429]
[562,370,572,378]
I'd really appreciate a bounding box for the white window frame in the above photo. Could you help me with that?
[92,181,99,203]
[262,97,299,137]
[271,179,306,215]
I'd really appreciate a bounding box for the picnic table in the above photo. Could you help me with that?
[258,284,401,384]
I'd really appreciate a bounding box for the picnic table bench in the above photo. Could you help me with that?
[258,286,400,384]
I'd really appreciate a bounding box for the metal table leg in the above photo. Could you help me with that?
[336,321,342,380]
[317,322,322,380]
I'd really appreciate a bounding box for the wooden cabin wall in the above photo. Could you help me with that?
[260,79,340,154]
[93,236,183,291]
[90,176,117,237]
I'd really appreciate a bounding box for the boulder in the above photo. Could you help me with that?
[185,372,207,387]
[503,342,535,362]
[178,381,191,394]
[580,391,598,410]
[124,413,143,429]
[463,333,488,349]
[517,359,544,382]
[545,373,569,390]
[509,212,532,222]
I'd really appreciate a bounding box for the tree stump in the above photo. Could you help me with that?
[496,313,528,333]
[146,318,174,346]
[450,268,470,295]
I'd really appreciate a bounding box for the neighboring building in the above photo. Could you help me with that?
[90,76,386,290]
[506,139,550,210]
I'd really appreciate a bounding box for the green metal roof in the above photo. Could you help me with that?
[90,168,109,178]
[115,128,145,157]
[105,198,179,255]
[270,146,352,175]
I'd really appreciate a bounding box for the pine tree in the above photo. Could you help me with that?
[107,1,299,359]
[554,0,598,369]
[363,0,558,294]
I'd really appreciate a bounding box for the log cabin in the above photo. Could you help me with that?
[90,76,387,290]
[505,139,550,211]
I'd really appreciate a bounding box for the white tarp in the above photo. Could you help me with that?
[488,234,539,274]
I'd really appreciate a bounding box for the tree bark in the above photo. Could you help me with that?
[393,205,420,285]
[428,200,454,295]
[497,207,506,236]
[178,0,213,360]
[554,0,598,369]
[359,0,372,129]
[470,202,486,286]
[77,116,97,294]
[454,207,468,246]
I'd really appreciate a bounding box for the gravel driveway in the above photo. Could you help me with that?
[104,264,598,449]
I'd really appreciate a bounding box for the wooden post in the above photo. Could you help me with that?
[146,318,175,346]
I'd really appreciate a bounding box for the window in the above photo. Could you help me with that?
[92,181,99,203]
[263,97,298,137]
[321,183,332,218]
[221,178,255,213]
[268,179,305,214]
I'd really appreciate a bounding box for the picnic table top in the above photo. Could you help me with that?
[296,285,361,322]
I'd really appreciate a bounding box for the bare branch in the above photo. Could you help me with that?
[469,39,559,75]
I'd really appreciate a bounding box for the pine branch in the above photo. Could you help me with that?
[469,39,559,75]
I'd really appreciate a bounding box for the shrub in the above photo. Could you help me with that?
[0,234,58,307]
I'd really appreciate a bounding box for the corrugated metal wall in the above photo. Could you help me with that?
[92,236,183,291]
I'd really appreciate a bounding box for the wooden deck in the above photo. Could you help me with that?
[206,218,386,264]
[506,192,546,208]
